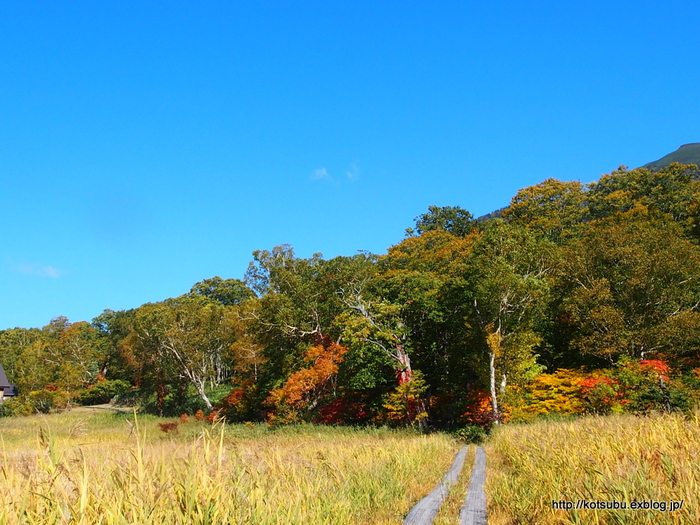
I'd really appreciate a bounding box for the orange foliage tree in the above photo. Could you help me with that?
[266,341,347,423]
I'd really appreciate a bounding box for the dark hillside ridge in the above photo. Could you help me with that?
[476,207,506,222]
[642,143,700,170]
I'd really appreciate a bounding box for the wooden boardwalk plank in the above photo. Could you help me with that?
[402,446,468,525]
[459,446,487,525]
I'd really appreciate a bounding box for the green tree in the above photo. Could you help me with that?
[91,308,136,382]
[338,291,414,384]
[189,276,254,306]
[463,220,556,422]
[0,327,52,394]
[245,246,343,341]
[0,328,45,391]
[563,209,700,365]
[376,229,481,426]
[120,297,238,411]
[1,318,110,411]
[53,321,109,392]
[407,205,476,237]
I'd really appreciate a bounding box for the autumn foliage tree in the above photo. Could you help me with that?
[5,160,700,426]
[266,341,347,423]
[503,178,588,243]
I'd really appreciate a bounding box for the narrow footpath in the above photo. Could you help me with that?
[403,445,488,525]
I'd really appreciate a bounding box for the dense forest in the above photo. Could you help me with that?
[3,160,700,428]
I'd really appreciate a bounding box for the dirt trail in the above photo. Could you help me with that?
[71,404,132,414]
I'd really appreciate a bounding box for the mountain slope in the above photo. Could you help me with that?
[642,143,700,170]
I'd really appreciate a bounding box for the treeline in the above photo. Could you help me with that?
[3,163,700,427]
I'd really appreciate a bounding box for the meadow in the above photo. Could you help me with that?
[486,410,700,525]
[4,408,699,525]
[0,409,460,525]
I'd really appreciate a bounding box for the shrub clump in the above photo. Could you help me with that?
[454,424,486,444]
[78,380,132,405]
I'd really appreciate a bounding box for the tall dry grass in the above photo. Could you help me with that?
[486,410,700,525]
[0,409,458,524]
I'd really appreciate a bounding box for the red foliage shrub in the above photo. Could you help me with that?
[461,388,496,428]
[316,398,369,425]
[578,375,625,412]
[578,376,616,393]
[205,409,223,424]
[214,385,250,423]
[158,421,179,434]
[639,359,670,380]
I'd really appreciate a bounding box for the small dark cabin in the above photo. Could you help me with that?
[0,364,18,401]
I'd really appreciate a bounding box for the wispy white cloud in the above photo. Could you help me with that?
[311,163,361,183]
[311,167,331,180]
[17,263,64,278]
[346,162,360,181]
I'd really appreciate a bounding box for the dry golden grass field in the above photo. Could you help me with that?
[0,409,459,524]
[486,411,700,525]
[2,408,699,524]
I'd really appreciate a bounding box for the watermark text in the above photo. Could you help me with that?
[551,499,683,512]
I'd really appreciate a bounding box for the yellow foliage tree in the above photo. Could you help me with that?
[506,368,593,420]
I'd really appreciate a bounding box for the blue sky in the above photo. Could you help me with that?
[2,1,699,329]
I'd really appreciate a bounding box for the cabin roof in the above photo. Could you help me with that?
[0,364,18,396]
